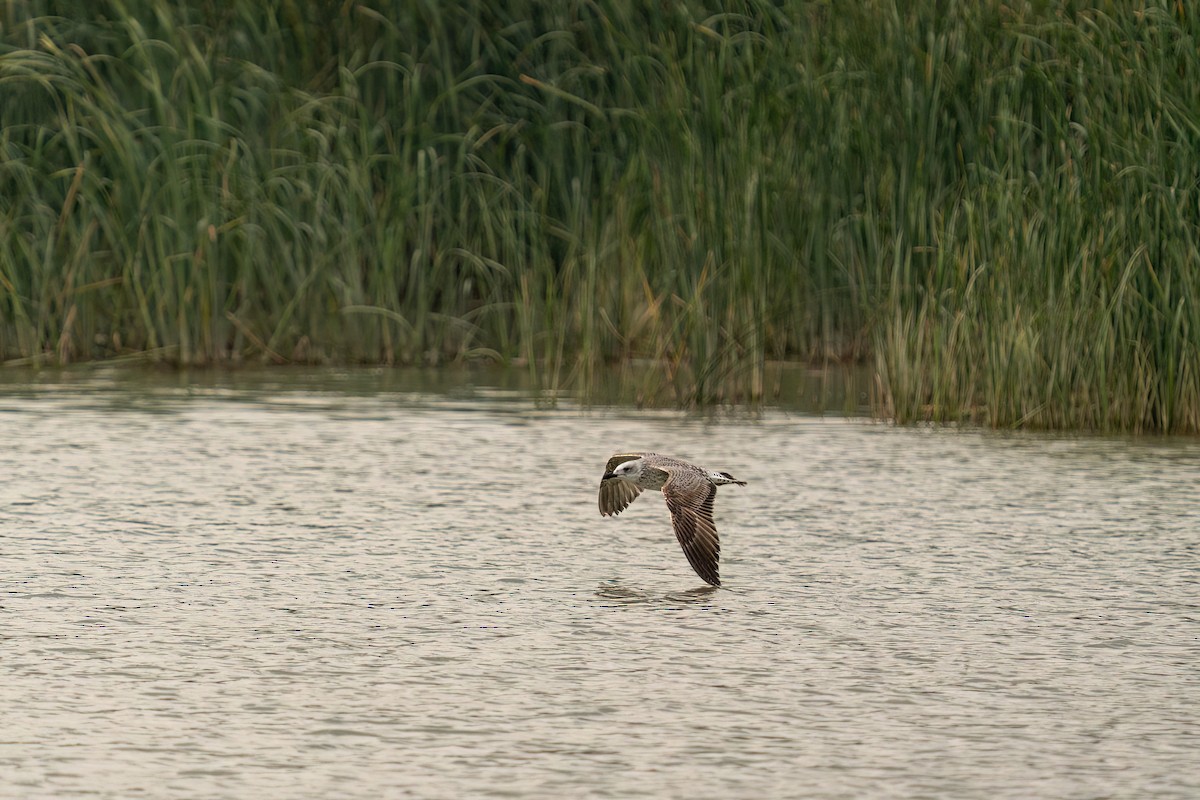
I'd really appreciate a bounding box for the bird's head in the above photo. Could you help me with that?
[602,459,644,482]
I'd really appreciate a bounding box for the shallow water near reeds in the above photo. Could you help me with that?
[2,368,1198,799]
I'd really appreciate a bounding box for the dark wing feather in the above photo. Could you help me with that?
[662,471,721,587]
[598,453,645,516]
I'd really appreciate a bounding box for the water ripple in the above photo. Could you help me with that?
[1,377,1198,799]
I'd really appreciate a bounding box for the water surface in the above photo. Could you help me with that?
[2,369,1197,798]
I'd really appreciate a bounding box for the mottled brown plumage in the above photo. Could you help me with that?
[598,453,745,587]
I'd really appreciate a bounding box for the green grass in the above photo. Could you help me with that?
[1,1,1198,431]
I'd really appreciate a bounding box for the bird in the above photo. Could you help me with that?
[598,453,746,587]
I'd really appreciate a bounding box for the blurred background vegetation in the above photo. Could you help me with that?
[1,1,1198,430]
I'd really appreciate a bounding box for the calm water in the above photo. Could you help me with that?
[2,369,1198,799]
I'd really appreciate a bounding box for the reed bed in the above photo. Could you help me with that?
[1,1,1197,430]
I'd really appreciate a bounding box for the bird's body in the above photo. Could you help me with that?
[598,452,746,587]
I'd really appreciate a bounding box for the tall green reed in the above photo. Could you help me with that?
[1,1,1197,430]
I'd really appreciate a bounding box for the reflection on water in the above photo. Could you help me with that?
[1,368,1198,799]
[594,584,721,607]
[0,361,874,414]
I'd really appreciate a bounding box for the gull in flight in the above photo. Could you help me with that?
[598,452,746,587]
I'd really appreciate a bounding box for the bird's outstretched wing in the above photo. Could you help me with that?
[598,453,645,516]
[661,468,721,587]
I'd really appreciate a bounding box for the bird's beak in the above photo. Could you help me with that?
[601,472,617,481]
